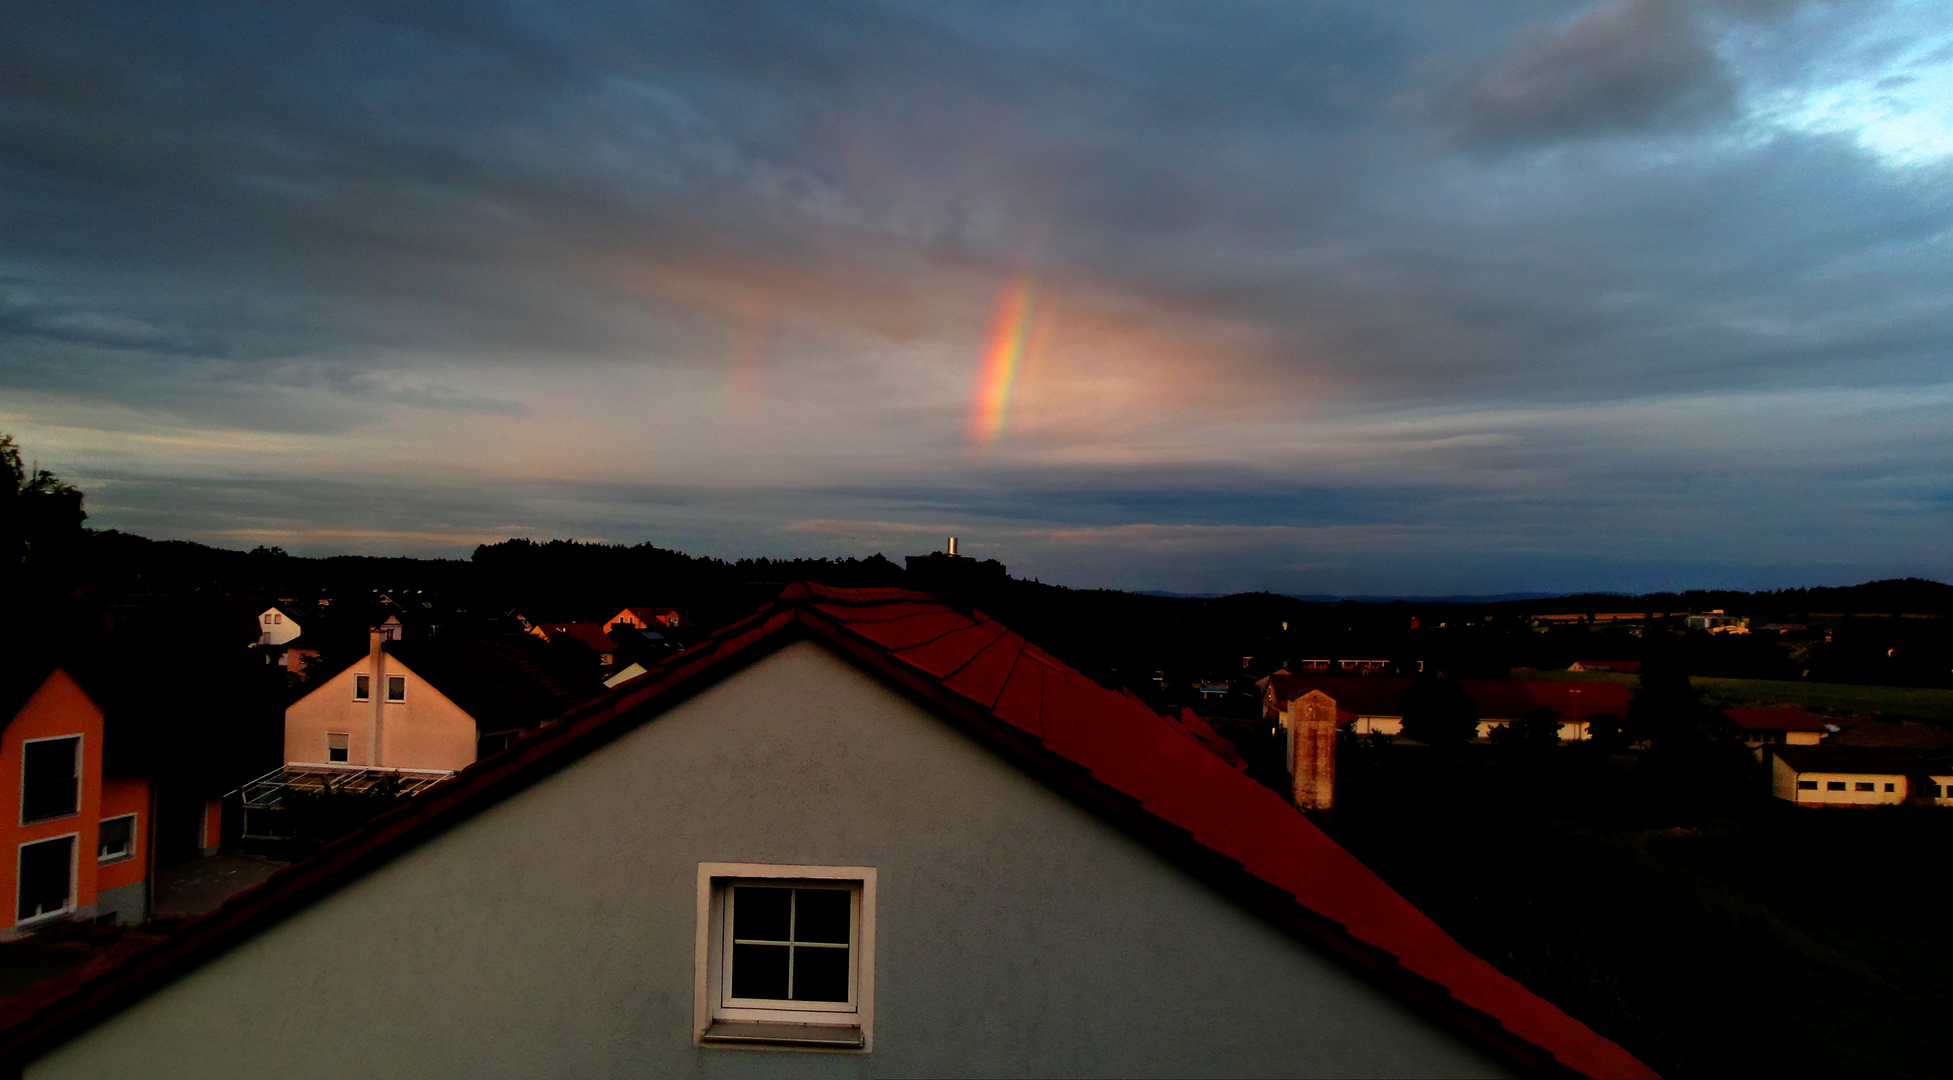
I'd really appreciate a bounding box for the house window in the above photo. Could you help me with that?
[477,730,519,757]
[21,736,81,823]
[1797,780,1818,790]
[17,835,75,924]
[273,613,282,625]
[327,733,350,764]
[1827,781,1846,791]
[386,675,406,702]
[98,814,136,862]
[696,863,875,1051]
[1884,783,1895,792]
[1856,782,1876,792]
[353,674,370,701]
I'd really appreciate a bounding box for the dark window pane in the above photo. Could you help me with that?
[17,837,73,920]
[732,943,789,1000]
[794,944,850,1002]
[795,888,851,944]
[734,886,792,942]
[99,817,133,859]
[1797,780,1817,790]
[386,676,405,702]
[1827,781,1846,791]
[354,675,369,700]
[22,738,79,821]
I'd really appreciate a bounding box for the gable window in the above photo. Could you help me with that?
[353,674,370,701]
[696,863,875,1051]
[98,814,136,863]
[1796,779,1817,790]
[17,835,75,924]
[327,733,350,764]
[386,675,406,702]
[21,736,81,823]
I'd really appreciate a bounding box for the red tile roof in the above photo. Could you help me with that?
[1723,707,1831,733]
[1165,706,1248,771]
[0,585,1654,1078]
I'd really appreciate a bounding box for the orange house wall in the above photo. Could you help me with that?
[96,777,151,894]
[1,671,106,925]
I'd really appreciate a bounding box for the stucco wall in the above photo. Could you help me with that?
[34,639,1508,1079]
[283,655,476,772]
[3,671,105,935]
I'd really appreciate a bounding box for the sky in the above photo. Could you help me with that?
[3,0,1950,596]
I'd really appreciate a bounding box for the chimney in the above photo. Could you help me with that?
[1287,690,1337,811]
[946,536,958,557]
[369,628,387,768]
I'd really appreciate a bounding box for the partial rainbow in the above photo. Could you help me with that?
[973,274,1038,445]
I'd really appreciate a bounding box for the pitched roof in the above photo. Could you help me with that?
[1724,707,1832,733]
[0,585,1653,1078]
[1772,745,1953,776]
[1164,706,1247,771]
[385,637,602,732]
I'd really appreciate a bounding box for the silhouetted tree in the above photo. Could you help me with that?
[1399,677,1479,746]
[1491,705,1562,749]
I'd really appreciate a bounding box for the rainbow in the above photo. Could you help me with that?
[973,275,1037,445]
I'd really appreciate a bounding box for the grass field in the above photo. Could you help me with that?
[1519,669,1953,724]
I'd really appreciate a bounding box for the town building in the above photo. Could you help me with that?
[244,629,599,844]
[252,603,305,647]
[1768,746,1953,808]
[0,586,1651,1078]
[1566,660,1641,673]
[603,606,683,633]
[1262,675,1632,744]
[1723,707,1835,748]
[1,666,223,938]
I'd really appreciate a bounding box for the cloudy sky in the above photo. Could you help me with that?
[3,0,1949,595]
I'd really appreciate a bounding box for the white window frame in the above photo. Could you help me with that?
[385,675,406,703]
[326,732,351,763]
[20,734,83,825]
[98,813,138,863]
[16,832,79,927]
[352,673,370,702]
[694,863,875,1051]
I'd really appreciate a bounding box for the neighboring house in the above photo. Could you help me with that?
[0,667,190,937]
[1724,707,1835,748]
[1768,746,1953,808]
[247,631,601,844]
[253,604,304,648]
[603,606,682,633]
[1567,660,1641,674]
[0,586,1654,1079]
[1262,675,1632,744]
[529,622,617,666]
[1686,611,1749,634]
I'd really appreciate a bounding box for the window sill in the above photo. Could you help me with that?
[701,1021,864,1049]
[98,853,133,866]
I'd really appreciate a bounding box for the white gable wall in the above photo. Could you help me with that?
[33,639,1507,1079]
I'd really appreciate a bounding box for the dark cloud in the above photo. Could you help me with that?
[1440,0,1733,143]
[2,0,1949,592]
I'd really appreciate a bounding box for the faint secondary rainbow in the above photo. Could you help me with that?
[973,274,1038,445]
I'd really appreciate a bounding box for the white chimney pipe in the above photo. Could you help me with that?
[946,536,958,556]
